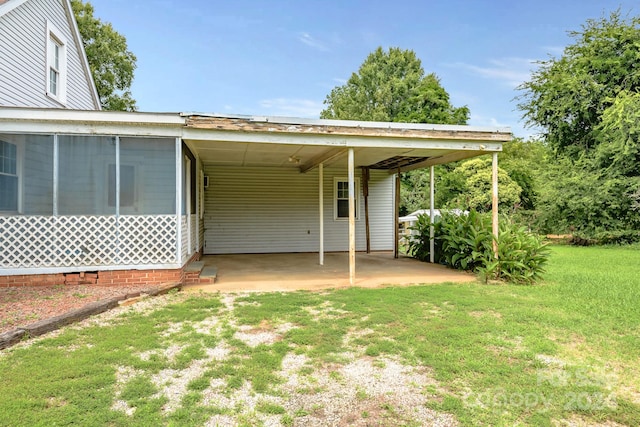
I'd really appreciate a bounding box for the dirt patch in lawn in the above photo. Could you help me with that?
[0,284,167,334]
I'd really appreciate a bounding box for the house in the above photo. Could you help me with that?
[0,0,511,287]
[0,0,100,110]
[0,108,510,286]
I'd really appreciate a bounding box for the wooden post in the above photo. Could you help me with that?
[429,165,435,263]
[348,148,355,285]
[492,152,499,258]
[319,163,324,266]
[362,167,370,254]
[394,169,400,259]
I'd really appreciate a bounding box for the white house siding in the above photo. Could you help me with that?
[0,0,96,109]
[203,166,394,254]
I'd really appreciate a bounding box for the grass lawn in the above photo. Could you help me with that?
[0,245,639,426]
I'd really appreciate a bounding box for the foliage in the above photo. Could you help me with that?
[518,11,640,155]
[320,47,470,214]
[451,158,521,212]
[321,47,469,124]
[71,0,137,111]
[534,154,640,236]
[517,12,640,239]
[408,210,549,284]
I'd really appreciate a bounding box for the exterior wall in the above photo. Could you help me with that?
[0,0,97,109]
[0,247,203,287]
[203,165,394,254]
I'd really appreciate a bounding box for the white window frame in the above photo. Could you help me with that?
[0,139,23,214]
[45,21,68,105]
[333,177,360,221]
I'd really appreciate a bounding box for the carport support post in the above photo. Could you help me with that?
[348,148,355,285]
[492,152,499,258]
[319,163,324,266]
[430,165,435,263]
[394,169,401,258]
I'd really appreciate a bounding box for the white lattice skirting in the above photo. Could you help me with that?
[0,215,177,269]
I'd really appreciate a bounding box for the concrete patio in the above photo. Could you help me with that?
[183,252,477,292]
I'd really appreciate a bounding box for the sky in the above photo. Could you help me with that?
[89,0,638,139]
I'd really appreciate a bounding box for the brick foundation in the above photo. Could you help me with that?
[0,251,202,288]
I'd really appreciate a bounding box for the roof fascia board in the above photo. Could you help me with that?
[0,107,184,125]
[0,0,29,17]
[182,127,504,151]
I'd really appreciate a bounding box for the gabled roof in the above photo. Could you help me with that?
[0,0,100,110]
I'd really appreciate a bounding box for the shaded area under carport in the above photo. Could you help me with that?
[183,252,476,292]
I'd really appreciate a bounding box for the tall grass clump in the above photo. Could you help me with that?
[408,210,549,284]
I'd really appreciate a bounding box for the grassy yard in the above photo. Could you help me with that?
[0,245,639,426]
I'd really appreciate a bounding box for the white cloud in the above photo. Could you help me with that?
[469,113,511,129]
[298,32,329,51]
[259,98,324,118]
[450,57,536,88]
[332,77,347,84]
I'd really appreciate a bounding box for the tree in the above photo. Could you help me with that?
[437,157,522,213]
[321,47,470,214]
[321,47,469,124]
[71,0,137,111]
[518,11,640,155]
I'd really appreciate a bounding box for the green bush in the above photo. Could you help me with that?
[408,210,550,284]
[572,229,640,246]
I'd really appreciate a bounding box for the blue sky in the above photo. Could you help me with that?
[90,0,638,138]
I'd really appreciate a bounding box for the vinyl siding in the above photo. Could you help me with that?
[0,0,96,109]
[203,166,394,254]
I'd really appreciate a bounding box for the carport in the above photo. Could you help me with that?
[183,114,511,285]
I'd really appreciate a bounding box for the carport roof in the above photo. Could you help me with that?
[182,113,511,173]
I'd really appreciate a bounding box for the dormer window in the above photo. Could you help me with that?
[45,22,67,104]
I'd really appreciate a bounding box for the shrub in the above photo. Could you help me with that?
[408,210,550,284]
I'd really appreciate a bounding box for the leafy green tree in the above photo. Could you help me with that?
[518,11,640,155]
[321,47,469,124]
[71,0,137,111]
[321,47,470,214]
[438,157,522,212]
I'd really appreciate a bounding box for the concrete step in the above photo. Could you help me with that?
[200,266,218,283]
[184,260,205,274]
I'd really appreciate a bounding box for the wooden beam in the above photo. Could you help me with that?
[362,167,371,254]
[492,153,499,258]
[394,169,400,259]
[394,150,491,173]
[348,148,356,285]
[429,165,435,263]
[299,147,347,173]
[319,163,324,265]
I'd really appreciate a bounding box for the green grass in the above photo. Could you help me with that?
[0,246,639,426]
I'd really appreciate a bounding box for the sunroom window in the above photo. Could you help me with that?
[0,140,18,212]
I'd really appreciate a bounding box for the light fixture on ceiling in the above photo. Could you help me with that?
[288,155,301,164]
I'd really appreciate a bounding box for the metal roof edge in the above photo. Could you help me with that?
[0,106,185,125]
[181,111,512,134]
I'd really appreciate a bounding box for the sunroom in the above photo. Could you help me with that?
[0,132,198,273]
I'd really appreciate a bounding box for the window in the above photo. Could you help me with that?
[0,140,18,212]
[45,22,67,104]
[108,164,136,208]
[334,177,360,220]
